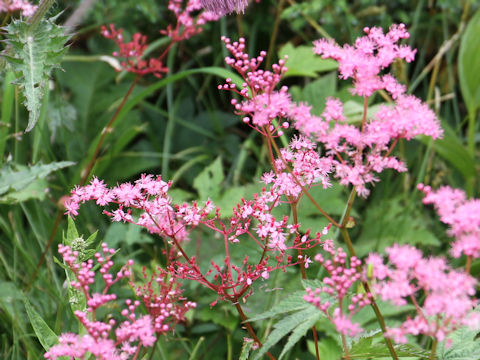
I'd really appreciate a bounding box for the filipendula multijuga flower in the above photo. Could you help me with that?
[219,27,443,198]
[304,241,372,338]
[64,172,326,306]
[419,183,480,261]
[366,244,480,345]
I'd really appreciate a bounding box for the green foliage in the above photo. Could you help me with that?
[349,331,429,358]
[279,43,338,78]
[2,17,70,132]
[458,8,480,117]
[437,325,480,360]
[0,161,74,203]
[23,295,57,352]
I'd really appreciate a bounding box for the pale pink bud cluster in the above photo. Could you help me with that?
[366,244,479,343]
[45,245,158,359]
[304,242,372,337]
[419,184,480,259]
[0,0,36,16]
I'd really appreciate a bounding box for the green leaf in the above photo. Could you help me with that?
[247,291,309,322]
[279,309,322,359]
[349,331,429,358]
[0,161,74,203]
[307,338,343,360]
[458,8,480,116]
[290,73,337,115]
[2,18,70,132]
[420,123,476,180]
[23,295,58,351]
[253,306,322,360]
[437,325,480,360]
[239,339,255,360]
[192,156,224,201]
[279,43,338,78]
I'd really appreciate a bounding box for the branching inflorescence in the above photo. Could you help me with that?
[45,243,195,359]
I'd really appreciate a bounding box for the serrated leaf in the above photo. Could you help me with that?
[437,325,480,360]
[192,156,224,200]
[23,295,58,351]
[247,291,309,322]
[239,339,255,360]
[64,216,79,246]
[2,18,70,131]
[253,306,322,360]
[0,161,74,203]
[279,310,322,359]
[458,9,480,116]
[349,331,429,358]
[279,43,338,78]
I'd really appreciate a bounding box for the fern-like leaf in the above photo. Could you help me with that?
[2,17,70,132]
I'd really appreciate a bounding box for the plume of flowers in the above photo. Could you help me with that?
[418,184,480,259]
[304,241,372,337]
[366,244,479,344]
[45,243,157,359]
[64,173,325,305]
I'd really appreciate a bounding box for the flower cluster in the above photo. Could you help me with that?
[161,0,220,42]
[221,26,443,197]
[65,174,193,242]
[366,244,479,343]
[101,24,169,78]
[262,135,332,200]
[134,267,197,333]
[64,173,324,305]
[0,0,36,16]
[45,244,157,359]
[419,184,480,259]
[102,0,218,77]
[304,241,371,337]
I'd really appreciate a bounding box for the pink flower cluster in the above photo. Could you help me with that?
[304,241,372,337]
[102,0,218,77]
[221,26,443,197]
[134,267,197,333]
[65,174,192,242]
[262,135,332,199]
[419,184,480,259]
[101,24,169,78]
[64,173,324,305]
[0,0,36,16]
[45,244,158,359]
[161,0,220,42]
[366,244,479,343]
[314,24,415,97]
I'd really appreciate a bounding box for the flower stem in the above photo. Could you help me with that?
[234,302,276,360]
[429,339,437,360]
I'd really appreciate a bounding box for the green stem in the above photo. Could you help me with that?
[27,0,55,30]
[429,339,437,360]
[234,303,276,360]
[265,0,285,69]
